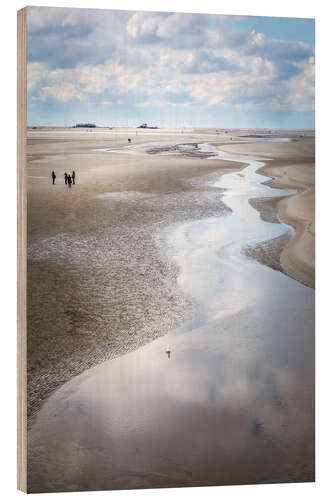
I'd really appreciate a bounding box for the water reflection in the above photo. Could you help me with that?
[168,145,297,325]
[28,144,314,492]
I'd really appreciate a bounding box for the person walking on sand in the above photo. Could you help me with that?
[64,172,68,185]
[51,171,56,185]
[67,174,72,188]
[72,170,76,185]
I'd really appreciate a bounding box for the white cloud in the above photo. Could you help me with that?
[27,8,314,115]
[39,82,84,102]
[156,13,205,39]
[126,12,162,42]
[78,65,111,94]
[27,62,46,91]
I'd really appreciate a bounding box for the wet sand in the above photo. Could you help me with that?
[27,129,244,421]
[28,297,315,492]
[220,137,315,287]
[27,131,315,492]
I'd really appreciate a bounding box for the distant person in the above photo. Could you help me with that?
[64,172,68,184]
[72,170,76,185]
[128,138,131,143]
[51,171,56,185]
[67,175,72,188]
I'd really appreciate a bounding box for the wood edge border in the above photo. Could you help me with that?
[17,6,27,493]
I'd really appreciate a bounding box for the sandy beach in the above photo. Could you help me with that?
[27,128,246,421]
[220,137,315,287]
[27,129,315,422]
[26,128,315,491]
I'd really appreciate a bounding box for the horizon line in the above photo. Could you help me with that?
[27,125,315,131]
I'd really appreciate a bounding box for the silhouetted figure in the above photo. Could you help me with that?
[51,171,56,185]
[128,138,131,143]
[72,170,76,185]
[67,175,72,188]
[165,346,171,359]
[64,172,68,184]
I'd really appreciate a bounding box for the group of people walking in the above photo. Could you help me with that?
[64,171,75,187]
[51,170,76,187]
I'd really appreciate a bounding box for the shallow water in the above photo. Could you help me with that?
[168,144,297,325]
[28,143,315,492]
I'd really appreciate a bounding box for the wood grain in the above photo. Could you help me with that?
[17,7,27,493]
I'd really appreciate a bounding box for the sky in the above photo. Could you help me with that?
[27,7,315,129]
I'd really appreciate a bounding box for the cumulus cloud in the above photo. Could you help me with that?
[27,6,130,69]
[246,31,313,62]
[126,11,215,49]
[38,82,84,102]
[181,50,237,74]
[126,12,163,42]
[27,6,315,119]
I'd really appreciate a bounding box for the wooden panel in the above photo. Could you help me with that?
[17,7,27,493]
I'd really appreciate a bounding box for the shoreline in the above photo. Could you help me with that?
[219,139,315,288]
[27,133,314,426]
[256,161,315,288]
[27,137,244,425]
[27,135,315,492]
